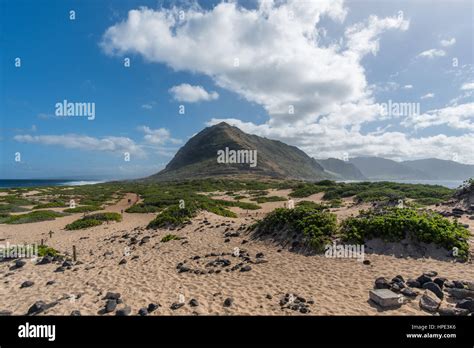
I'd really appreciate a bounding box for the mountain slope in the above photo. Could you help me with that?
[349,157,431,180]
[148,122,331,181]
[315,158,366,180]
[402,159,474,180]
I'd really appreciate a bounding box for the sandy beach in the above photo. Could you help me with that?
[1,189,473,316]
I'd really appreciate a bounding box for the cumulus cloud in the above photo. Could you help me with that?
[417,49,446,59]
[403,85,413,89]
[440,37,456,47]
[401,103,474,131]
[14,134,146,158]
[101,1,408,126]
[420,93,434,99]
[461,82,474,90]
[169,84,219,103]
[137,126,182,145]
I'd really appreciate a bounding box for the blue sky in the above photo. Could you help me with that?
[1,0,473,179]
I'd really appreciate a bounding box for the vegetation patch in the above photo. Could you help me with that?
[254,205,338,252]
[251,196,287,203]
[161,234,182,243]
[33,200,67,209]
[2,210,65,224]
[65,212,122,230]
[340,207,470,260]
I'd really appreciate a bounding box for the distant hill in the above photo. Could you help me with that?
[349,157,432,180]
[350,156,474,180]
[315,158,366,180]
[402,159,474,180]
[148,122,331,181]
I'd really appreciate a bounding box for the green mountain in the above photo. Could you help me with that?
[148,122,331,181]
[315,158,366,180]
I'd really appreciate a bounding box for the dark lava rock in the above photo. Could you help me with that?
[20,281,34,289]
[147,303,159,312]
[138,308,148,316]
[392,275,405,283]
[419,290,441,313]
[444,280,455,288]
[37,256,53,265]
[438,307,469,316]
[422,282,444,300]
[401,288,418,298]
[27,300,57,316]
[62,260,73,267]
[70,310,81,316]
[170,302,185,310]
[118,259,127,265]
[363,260,371,265]
[416,274,432,286]
[116,306,131,316]
[189,299,199,307]
[256,252,264,258]
[104,292,121,300]
[374,277,391,289]
[46,280,55,286]
[446,288,474,300]
[240,265,252,272]
[407,279,421,288]
[456,299,474,313]
[453,280,465,289]
[14,259,26,268]
[54,266,65,273]
[105,300,117,313]
[223,298,233,307]
[433,277,447,288]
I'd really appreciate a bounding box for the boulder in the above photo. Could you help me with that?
[374,277,391,289]
[105,300,117,313]
[419,290,441,313]
[446,288,474,300]
[438,307,469,316]
[416,274,432,286]
[116,306,131,316]
[369,289,402,308]
[20,281,34,289]
[422,282,444,300]
[407,279,421,288]
[456,299,474,313]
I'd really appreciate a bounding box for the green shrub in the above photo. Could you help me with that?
[340,207,470,260]
[65,212,122,230]
[255,206,338,252]
[147,205,197,229]
[3,210,65,224]
[33,200,66,209]
[161,234,182,243]
[251,196,287,203]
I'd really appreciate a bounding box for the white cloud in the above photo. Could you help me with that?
[169,84,219,103]
[420,93,434,99]
[138,126,182,145]
[101,2,408,126]
[417,49,446,59]
[461,82,474,90]
[14,134,146,158]
[401,103,474,131]
[440,37,456,47]
[403,84,413,89]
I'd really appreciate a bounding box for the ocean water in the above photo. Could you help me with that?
[340,179,464,189]
[0,180,105,189]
